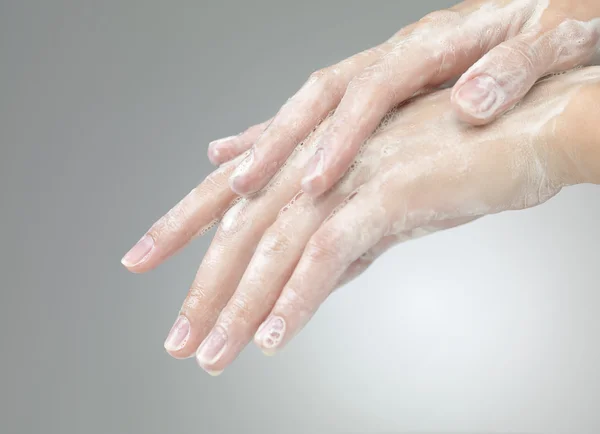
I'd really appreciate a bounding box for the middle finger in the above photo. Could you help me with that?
[168,115,334,360]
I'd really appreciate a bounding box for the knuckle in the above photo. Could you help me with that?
[497,39,538,70]
[358,249,376,265]
[551,20,599,66]
[220,294,252,326]
[308,67,333,87]
[278,191,309,218]
[305,66,345,103]
[183,283,209,312]
[183,281,224,322]
[260,226,293,257]
[279,284,312,316]
[347,65,390,94]
[204,171,224,190]
[418,9,459,27]
[305,228,344,263]
[362,59,389,82]
[272,119,304,147]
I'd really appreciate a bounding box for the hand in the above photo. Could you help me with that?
[122,66,600,374]
[207,0,600,198]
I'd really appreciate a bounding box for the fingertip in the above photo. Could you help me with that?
[195,325,229,374]
[451,101,494,126]
[228,172,266,197]
[301,153,330,197]
[227,149,258,195]
[121,234,155,271]
[451,74,505,125]
[228,173,252,197]
[120,249,161,274]
[165,350,196,360]
[120,261,144,274]
[163,315,200,360]
[300,175,323,197]
[254,315,286,353]
[207,147,221,166]
[195,353,225,376]
[208,137,232,165]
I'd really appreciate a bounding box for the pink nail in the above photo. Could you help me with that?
[255,316,286,350]
[301,149,325,194]
[207,146,221,164]
[164,315,191,352]
[208,136,237,164]
[196,326,228,366]
[455,75,501,115]
[121,234,155,267]
[230,149,254,179]
[305,149,324,180]
[228,149,256,194]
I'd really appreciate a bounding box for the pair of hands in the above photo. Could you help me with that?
[121,0,600,375]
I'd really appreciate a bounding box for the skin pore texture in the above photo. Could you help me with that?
[122,66,600,374]
[202,0,600,201]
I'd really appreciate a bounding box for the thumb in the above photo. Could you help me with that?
[451,35,547,125]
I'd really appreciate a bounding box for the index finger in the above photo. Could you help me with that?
[120,155,242,273]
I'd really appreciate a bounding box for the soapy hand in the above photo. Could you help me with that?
[209,0,600,199]
[122,67,600,374]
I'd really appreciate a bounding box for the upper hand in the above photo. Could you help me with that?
[209,0,600,198]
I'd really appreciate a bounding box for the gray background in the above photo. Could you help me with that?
[1,1,599,433]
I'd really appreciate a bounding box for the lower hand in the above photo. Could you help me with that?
[122,66,600,375]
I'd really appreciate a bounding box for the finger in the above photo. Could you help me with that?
[168,131,324,361]
[254,158,480,354]
[299,9,498,196]
[207,118,273,166]
[195,180,362,370]
[164,196,277,361]
[452,20,600,125]
[120,157,241,273]
[195,192,322,370]
[163,197,262,361]
[226,41,397,196]
[254,178,403,354]
[194,109,408,371]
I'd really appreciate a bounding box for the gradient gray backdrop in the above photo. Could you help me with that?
[2,1,599,433]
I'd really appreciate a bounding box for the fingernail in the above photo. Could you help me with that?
[164,315,191,352]
[121,234,155,267]
[207,146,221,164]
[304,149,324,180]
[196,326,228,366]
[208,136,236,164]
[229,149,254,182]
[301,149,325,193]
[255,316,286,350]
[455,75,502,116]
[206,369,223,377]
